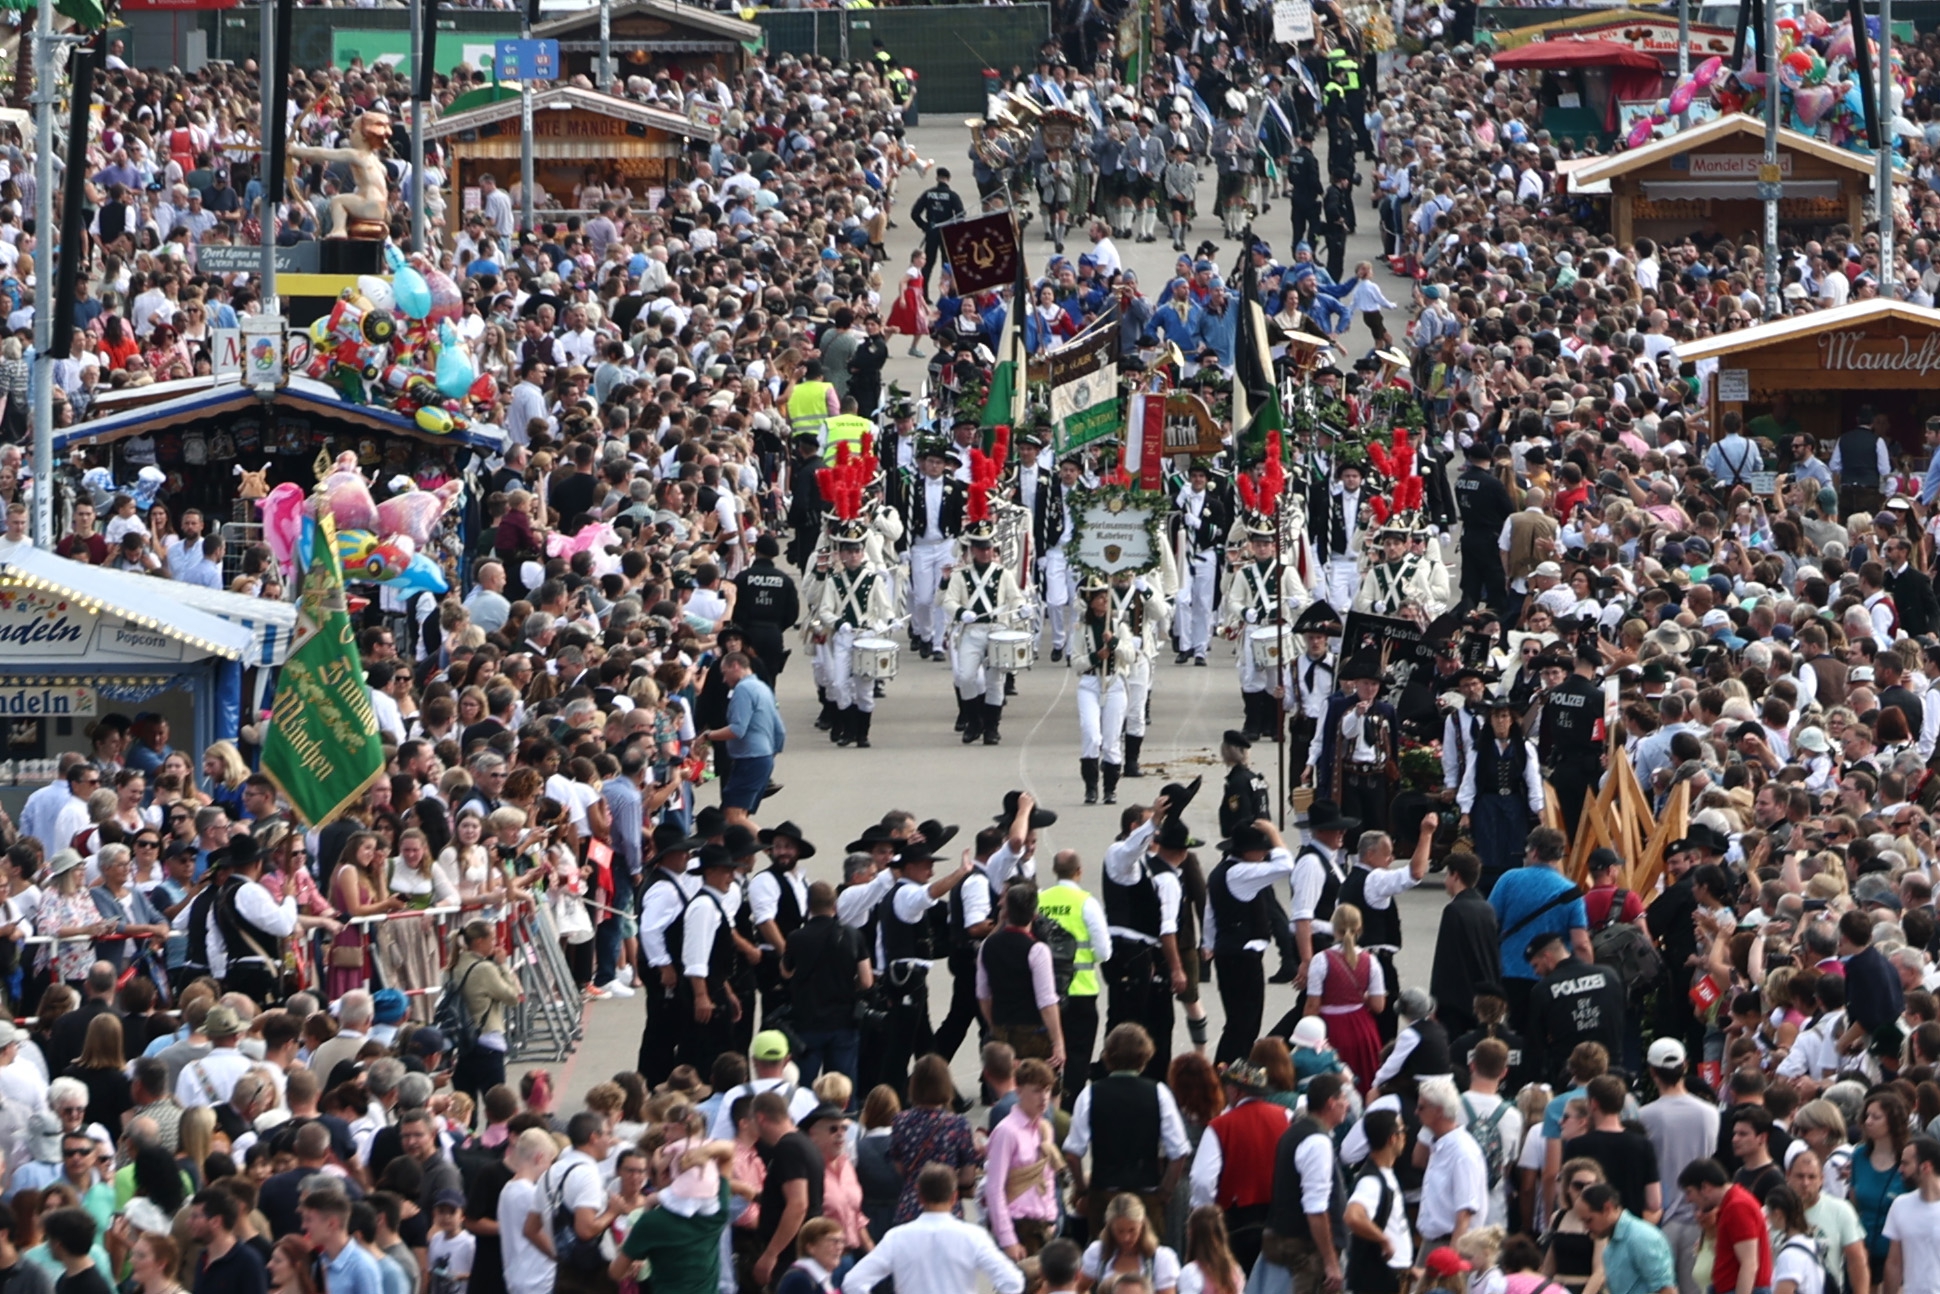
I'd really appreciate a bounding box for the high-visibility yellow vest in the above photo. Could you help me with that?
[787,381,835,442]
[1328,52,1360,92]
[1037,881,1098,997]
[822,414,875,464]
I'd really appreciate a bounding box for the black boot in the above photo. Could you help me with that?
[955,696,971,733]
[962,697,985,744]
[1102,762,1121,804]
[855,710,873,748]
[832,707,852,746]
[815,697,836,731]
[1082,758,1100,804]
[1123,733,1144,778]
[1240,693,1263,742]
[982,701,1003,745]
[1005,672,1017,697]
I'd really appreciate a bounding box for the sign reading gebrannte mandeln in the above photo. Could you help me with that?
[1817,330,1940,376]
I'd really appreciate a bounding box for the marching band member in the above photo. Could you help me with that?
[1173,461,1228,667]
[902,441,967,662]
[1111,562,1174,780]
[813,518,899,750]
[942,503,1027,746]
[1319,462,1369,611]
[1042,456,1084,663]
[1074,577,1138,805]
[1352,520,1444,617]
[1282,601,1342,789]
[1409,525,1454,612]
[1220,506,1308,744]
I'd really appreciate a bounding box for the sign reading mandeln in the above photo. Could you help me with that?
[1049,325,1120,451]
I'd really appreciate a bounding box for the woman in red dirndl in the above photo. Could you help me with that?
[885,248,931,357]
[1305,902,1386,1095]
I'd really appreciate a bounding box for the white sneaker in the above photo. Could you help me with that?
[598,980,636,998]
[617,965,636,987]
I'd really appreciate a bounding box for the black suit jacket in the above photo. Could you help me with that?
[1431,888,1501,1036]
[1888,564,1940,637]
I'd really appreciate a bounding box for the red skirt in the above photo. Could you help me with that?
[886,283,929,337]
[1323,1007,1384,1096]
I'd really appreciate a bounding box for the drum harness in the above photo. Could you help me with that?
[1366,555,1422,614]
[834,568,879,631]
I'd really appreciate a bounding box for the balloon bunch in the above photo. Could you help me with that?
[265,451,459,597]
[1628,13,1914,152]
[300,245,490,435]
[547,523,622,577]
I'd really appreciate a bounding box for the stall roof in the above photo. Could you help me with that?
[425,84,713,142]
[531,0,761,45]
[59,376,508,456]
[0,548,256,662]
[1672,299,1940,363]
[164,580,299,667]
[1486,8,1731,51]
[1488,38,1662,71]
[1571,113,1892,188]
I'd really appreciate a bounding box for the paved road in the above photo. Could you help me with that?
[524,121,1436,1105]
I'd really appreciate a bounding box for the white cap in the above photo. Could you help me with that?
[1291,1017,1329,1050]
[1701,609,1731,629]
[1532,561,1562,580]
[1646,1037,1687,1068]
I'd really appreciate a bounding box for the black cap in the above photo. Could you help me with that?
[845,823,898,853]
[1153,817,1201,851]
[721,826,761,859]
[1222,729,1253,750]
[1305,799,1361,833]
[650,822,703,864]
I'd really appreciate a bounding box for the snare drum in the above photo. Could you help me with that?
[1248,625,1285,670]
[851,637,900,681]
[986,629,1036,671]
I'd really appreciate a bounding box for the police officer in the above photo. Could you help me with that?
[1320,171,1355,283]
[909,167,967,298]
[785,431,829,570]
[1454,439,1516,611]
[1535,643,1606,841]
[735,535,801,688]
[1287,130,1324,251]
[1220,729,1272,840]
[1524,930,1625,1086]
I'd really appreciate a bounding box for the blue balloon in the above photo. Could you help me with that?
[388,551,449,598]
[435,338,475,399]
[393,265,433,320]
[297,516,317,574]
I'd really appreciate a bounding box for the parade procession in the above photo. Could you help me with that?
[14,0,1940,1288]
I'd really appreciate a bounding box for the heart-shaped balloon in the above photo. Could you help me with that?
[1794,84,1836,126]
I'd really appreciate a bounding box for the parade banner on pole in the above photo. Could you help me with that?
[261,513,386,828]
[1049,323,1120,452]
[1127,393,1167,491]
[938,212,1022,296]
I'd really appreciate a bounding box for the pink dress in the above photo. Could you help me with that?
[1316,947,1384,1096]
[326,868,377,998]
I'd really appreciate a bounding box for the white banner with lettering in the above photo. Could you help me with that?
[0,588,191,664]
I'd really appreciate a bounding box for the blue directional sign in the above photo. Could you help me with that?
[494,39,560,82]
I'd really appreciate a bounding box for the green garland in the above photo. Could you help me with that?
[1066,485,1169,582]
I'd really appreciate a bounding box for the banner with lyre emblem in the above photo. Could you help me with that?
[938,212,1021,296]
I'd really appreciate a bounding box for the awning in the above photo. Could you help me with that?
[1641,180,1843,200]
[1490,39,1663,72]
[159,580,298,667]
[0,547,256,662]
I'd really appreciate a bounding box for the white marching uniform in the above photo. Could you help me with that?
[1113,576,1173,740]
[1324,485,1368,610]
[1174,485,1222,656]
[1352,554,1443,617]
[942,559,1028,705]
[813,564,898,713]
[906,475,957,648]
[1043,505,1077,654]
[1221,558,1308,695]
[866,503,907,617]
[1073,615,1139,763]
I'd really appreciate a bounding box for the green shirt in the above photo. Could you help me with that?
[621,1179,732,1294]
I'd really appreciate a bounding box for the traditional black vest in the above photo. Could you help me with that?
[877,878,938,962]
[1474,736,1530,799]
[1339,866,1403,950]
[214,874,287,964]
[1267,1115,1347,1241]
[946,865,996,953]
[1838,428,1882,486]
[674,888,735,994]
[1208,857,1271,952]
[1296,844,1347,924]
[981,928,1041,1027]
[1088,1074,1164,1194]
[1103,856,1164,939]
[763,865,804,937]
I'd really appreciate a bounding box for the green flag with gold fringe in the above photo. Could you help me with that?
[261,512,386,828]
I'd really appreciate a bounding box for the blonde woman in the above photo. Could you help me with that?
[382,828,457,1023]
[201,741,249,818]
[1080,1194,1180,1294]
[37,850,111,986]
[1303,902,1385,1095]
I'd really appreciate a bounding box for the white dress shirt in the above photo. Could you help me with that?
[174,1046,254,1108]
[837,868,896,929]
[679,881,741,979]
[1100,819,1182,945]
[747,868,809,938]
[985,839,1037,891]
[875,878,942,969]
[639,866,700,967]
[204,877,298,975]
[1203,848,1296,954]
[1416,1127,1490,1239]
[1457,737,1547,815]
[839,1209,1024,1294]
[1289,842,1346,936]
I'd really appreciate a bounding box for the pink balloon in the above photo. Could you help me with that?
[1795,84,1837,126]
[1694,55,1725,88]
[422,267,464,324]
[1670,80,1698,114]
[1628,118,1657,148]
[256,482,307,578]
[375,490,451,548]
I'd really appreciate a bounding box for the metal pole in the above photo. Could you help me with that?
[1879,0,1895,297]
[599,0,612,93]
[259,0,278,304]
[410,0,426,253]
[1762,0,1779,319]
[1677,0,1691,126]
[29,0,53,548]
[520,80,534,236]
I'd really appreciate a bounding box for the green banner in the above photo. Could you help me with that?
[1058,397,1122,453]
[262,514,386,828]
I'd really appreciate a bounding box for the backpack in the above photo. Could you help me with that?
[433,960,486,1056]
[1591,889,1664,987]
[1460,1092,1512,1190]
[1029,915,1079,1002]
[547,1163,606,1273]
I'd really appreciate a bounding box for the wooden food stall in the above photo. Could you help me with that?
[428,86,712,234]
[532,0,763,85]
[1675,299,1940,461]
[1569,113,1894,248]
